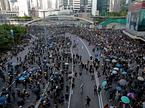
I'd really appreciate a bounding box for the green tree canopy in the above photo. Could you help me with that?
[0,24,27,50]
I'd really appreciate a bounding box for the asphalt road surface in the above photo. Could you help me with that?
[68,34,100,108]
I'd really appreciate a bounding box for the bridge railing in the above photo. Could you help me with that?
[24,15,94,26]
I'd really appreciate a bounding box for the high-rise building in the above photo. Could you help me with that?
[9,0,19,11]
[18,0,29,16]
[73,0,80,11]
[29,0,39,9]
[91,0,97,16]
[87,0,92,11]
[125,0,145,40]
[59,0,73,10]
[55,0,60,9]
[80,0,92,12]
[37,0,43,9]
[97,0,109,16]
[36,0,56,10]
[0,0,10,10]
[64,0,68,9]
[109,0,121,12]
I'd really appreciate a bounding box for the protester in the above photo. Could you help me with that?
[0,25,144,108]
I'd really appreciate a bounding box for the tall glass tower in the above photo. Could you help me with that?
[97,0,109,16]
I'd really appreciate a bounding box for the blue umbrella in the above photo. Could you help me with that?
[102,80,107,88]
[120,68,124,73]
[122,71,127,75]
[18,77,25,81]
[121,96,130,104]
[112,70,118,74]
[109,55,117,59]
[116,86,122,91]
[116,63,122,68]
[40,96,45,101]
[0,96,7,105]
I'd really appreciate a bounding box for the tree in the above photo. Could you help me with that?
[0,28,13,50]
[0,24,27,50]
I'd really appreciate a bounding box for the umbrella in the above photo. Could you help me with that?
[122,71,127,75]
[109,55,117,59]
[112,70,118,74]
[116,86,122,91]
[115,63,122,68]
[18,77,25,81]
[120,68,124,72]
[40,96,45,101]
[105,58,110,62]
[113,67,119,71]
[137,76,144,81]
[102,80,107,88]
[65,63,69,65]
[127,93,136,100]
[0,96,6,105]
[112,59,117,63]
[121,96,130,104]
[119,79,128,86]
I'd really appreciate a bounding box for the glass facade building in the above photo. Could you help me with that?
[138,9,145,31]
[127,1,145,31]
[97,0,109,16]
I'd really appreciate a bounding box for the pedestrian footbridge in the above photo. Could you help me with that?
[47,15,94,24]
[24,15,94,26]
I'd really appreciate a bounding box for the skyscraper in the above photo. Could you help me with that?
[0,0,10,10]
[9,0,19,11]
[97,0,109,16]
[29,0,39,9]
[92,0,97,16]
[79,0,92,12]
[87,0,92,12]
[59,0,72,9]
[109,0,121,12]
[18,0,29,16]
[73,0,81,11]
[55,0,60,9]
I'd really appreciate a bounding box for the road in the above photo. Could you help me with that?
[68,34,101,108]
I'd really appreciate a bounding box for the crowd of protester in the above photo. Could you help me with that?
[0,25,74,108]
[0,24,145,108]
[46,26,145,108]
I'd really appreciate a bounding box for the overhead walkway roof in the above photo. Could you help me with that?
[99,18,126,27]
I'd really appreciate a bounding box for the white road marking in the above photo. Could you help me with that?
[78,38,92,56]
